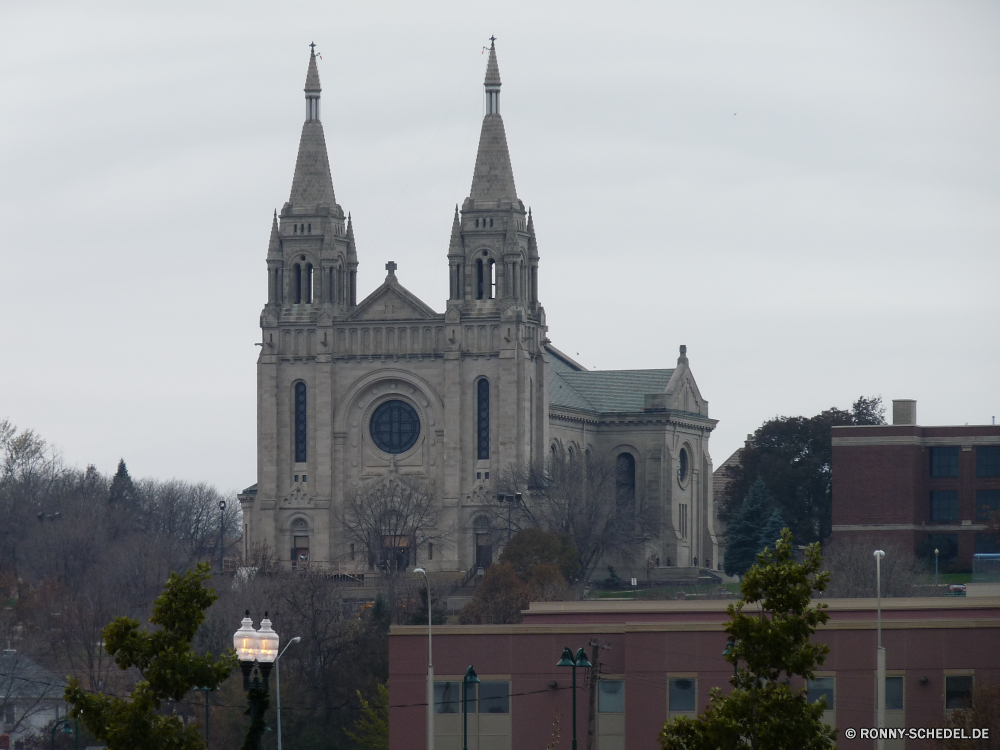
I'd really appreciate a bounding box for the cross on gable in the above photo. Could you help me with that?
[385,261,397,275]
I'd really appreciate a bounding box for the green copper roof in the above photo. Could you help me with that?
[549,348,674,414]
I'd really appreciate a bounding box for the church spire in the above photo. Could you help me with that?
[267,210,281,257]
[468,37,517,204]
[448,205,462,255]
[288,44,337,210]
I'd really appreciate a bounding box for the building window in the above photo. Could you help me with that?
[930,447,960,478]
[946,675,973,710]
[668,678,696,713]
[369,400,421,454]
[291,518,309,567]
[616,453,636,512]
[478,681,510,714]
[885,676,904,711]
[428,542,434,561]
[599,681,625,713]
[294,382,307,463]
[808,677,835,710]
[476,259,484,299]
[678,447,689,486]
[978,446,1000,477]
[923,533,958,566]
[434,682,461,714]
[975,533,1000,554]
[930,491,959,523]
[293,263,302,304]
[977,490,1000,521]
[477,378,490,460]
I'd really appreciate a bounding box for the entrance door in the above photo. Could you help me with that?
[475,533,493,570]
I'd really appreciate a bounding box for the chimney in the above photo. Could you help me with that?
[892,399,917,426]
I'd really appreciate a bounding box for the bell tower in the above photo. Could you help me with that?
[444,38,548,490]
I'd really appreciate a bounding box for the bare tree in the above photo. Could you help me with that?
[338,472,446,574]
[492,453,661,583]
[821,535,920,598]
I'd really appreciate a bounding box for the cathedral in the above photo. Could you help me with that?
[239,43,724,579]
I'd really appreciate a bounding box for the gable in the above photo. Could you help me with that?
[350,283,439,321]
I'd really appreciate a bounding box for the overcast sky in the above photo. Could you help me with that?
[1,1,997,493]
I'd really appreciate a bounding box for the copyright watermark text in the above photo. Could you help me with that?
[844,727,990,740]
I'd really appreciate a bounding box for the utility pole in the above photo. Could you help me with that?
[587,639,611,750]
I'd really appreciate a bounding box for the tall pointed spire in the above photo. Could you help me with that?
[346,212,355,245]
[448,205,463,254]
[288,45,338,209]
[469,38,517,204]
[267,210,281,257]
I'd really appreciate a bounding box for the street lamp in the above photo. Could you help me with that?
[935,547,940,586]
[874,549,886,750]
[276,635,301,750]
[413,567,434,750]
[234,610,279,750]
[496,492,523,544]
[219,499,227,573]
[50,718,77,750]
[462,665,480,750]
[556,647,592,750]
[193,686,218,746]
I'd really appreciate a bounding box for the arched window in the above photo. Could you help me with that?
[291,517,309,567]
[489,259,496,299]
[476,259,485,299]
[294,382,307,462]
[293,264,302,304]
[678,447,689,486]
[616,453,636,512]
[305,263,314,304]
[477,378,490,460]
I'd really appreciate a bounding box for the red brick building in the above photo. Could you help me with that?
[831,400,1000,570]
[389,597,1000,750]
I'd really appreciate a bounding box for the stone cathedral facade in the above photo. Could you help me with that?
[239,44,725,578]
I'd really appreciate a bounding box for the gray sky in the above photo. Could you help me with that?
[1,1,997,492]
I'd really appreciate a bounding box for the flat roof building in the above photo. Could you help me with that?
[389,597,1000,749]
[831,400,1000,570]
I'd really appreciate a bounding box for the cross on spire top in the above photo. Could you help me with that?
[309,41,316,54]
[490,35,496,46]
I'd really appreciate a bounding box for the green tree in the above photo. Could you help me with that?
[659,529,836,750]
[722,396,885,543]
[724,481,775,578]
[64,562,237,750]
[108,458,137,506]
[346,682,390,750]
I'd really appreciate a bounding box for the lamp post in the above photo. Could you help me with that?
[874,549,886,750]
[556,647,593,750]
[496,492,523,544]
[234,610,279,750]
[462,665,480,750]
[193,686,218,746]
[219,499,227,573]
[50,718,77,750]
[413,567,434,750]
[276,635,301,750]
[722,638,738,678]
[935,547,940,586]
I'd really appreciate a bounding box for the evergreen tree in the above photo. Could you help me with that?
[108,458,137,505]
[659,529,836,750]
[724,481,773,578]
[346,683,390,750]
[757,507,786,553]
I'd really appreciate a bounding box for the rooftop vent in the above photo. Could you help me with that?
[892,399,917,426]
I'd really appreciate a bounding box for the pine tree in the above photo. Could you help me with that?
[108,458,137,505]
[757,507,786,553]
[724,481,772,577]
